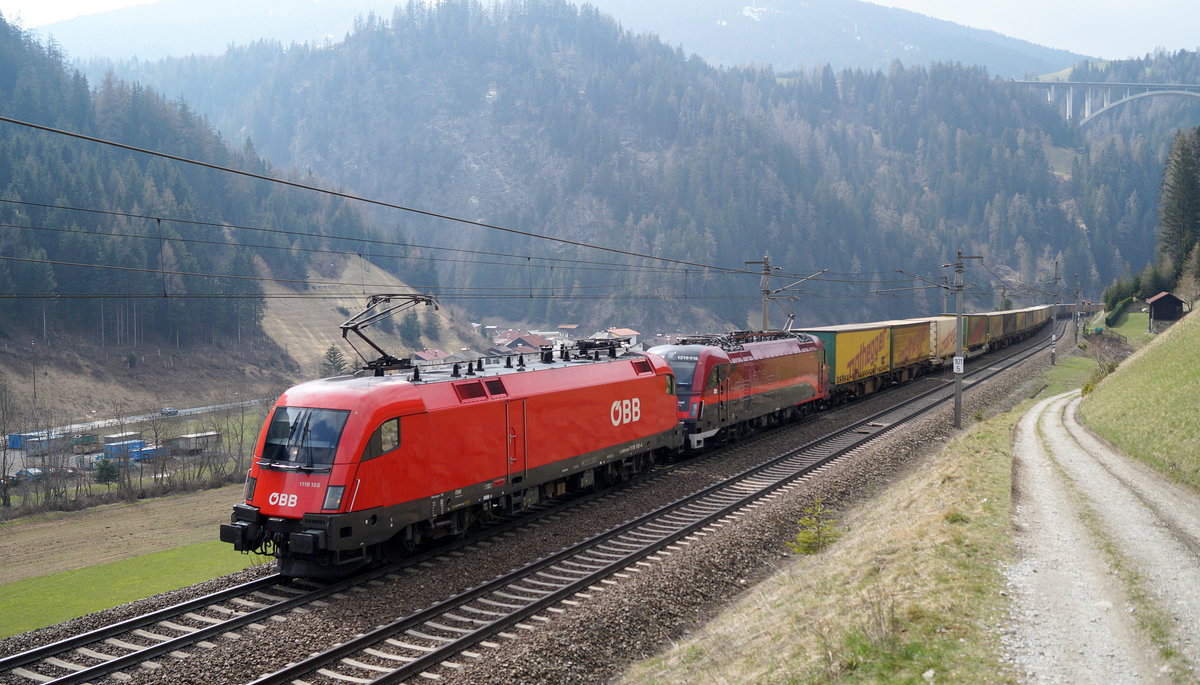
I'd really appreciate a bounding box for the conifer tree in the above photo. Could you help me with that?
[1158,129,1200,278]
[320,345,350,377]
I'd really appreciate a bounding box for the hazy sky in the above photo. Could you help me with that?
[1,0,1198,60]
[0,0,155,27]
[864,0,1198,59]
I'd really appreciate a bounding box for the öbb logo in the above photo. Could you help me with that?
[269,492,298,508]
[610,398,641,426]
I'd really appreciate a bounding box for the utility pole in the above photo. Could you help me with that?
[1050,261,1060,366]
[1074,273,1081,343]
[950,250,982,429]
[30,340,37,406]
[744,255,777,330]
[1051,260,1061,306]
[877,260,977,429]
[745,256,828,331]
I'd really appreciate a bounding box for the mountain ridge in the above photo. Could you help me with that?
[34,0,1087,78]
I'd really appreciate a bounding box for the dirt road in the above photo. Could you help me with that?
[1003,391,1200,681]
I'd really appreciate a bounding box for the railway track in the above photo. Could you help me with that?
[0,432,736,685]
[0,573,338,685]
[0,322,1062,685]
[243,323,1061,684]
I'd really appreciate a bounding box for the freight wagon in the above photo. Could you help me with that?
[791,322,893,402]
[976,306,1052,348]
[104,439,146,460]
[961,314,989,354]
[70,433,99,454]
[25,433,67,456]
[6,433,40,450]
[104,431,142,444]
[928,316,958,363]
[168,432,222,455]
[131,444,168,462]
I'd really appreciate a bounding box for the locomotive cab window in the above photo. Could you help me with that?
[657,349,702,389]
[261,407,350,468]
[362,418,400,462]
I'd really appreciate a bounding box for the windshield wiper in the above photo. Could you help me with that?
[300,416,315,469]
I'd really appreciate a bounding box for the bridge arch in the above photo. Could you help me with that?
[1080,90,1200,127]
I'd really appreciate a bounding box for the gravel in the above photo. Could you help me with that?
[1002,391,1200,682]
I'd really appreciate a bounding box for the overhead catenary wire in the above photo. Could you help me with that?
[0,119,917,306]
[972,260,1054,298]
[0,291,762,302]
[0,117,1056,310]
[0,253,703,295]
[0,219,689,276]
[0,202,901,299]
[0,199,694,276]
[0,115,765,277]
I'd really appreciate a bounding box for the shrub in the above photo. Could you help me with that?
[788,499,842,554]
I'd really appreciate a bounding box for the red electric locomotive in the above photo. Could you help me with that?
[647,332,827,449]
[221,346,682,577]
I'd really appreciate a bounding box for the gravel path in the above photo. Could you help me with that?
[1003,391,1200,682]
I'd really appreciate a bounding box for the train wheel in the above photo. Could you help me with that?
[381,525,422,562]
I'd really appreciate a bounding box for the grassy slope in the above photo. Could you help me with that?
[622,359,1094,684]
[0,256,475,424]
[259,258,473,378]
[1104,309,1155,349]
[1079,309,1200,491]
[0,542,266,638]
[622,312,1198,683]
[0,483,273,638]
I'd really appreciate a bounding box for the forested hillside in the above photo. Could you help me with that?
[104,0,1200,330]
[0,16,380,346]
[16,0,1200,332]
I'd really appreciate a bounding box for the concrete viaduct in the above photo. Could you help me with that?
[1015,81,1200,126]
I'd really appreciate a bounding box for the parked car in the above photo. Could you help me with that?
[160,407,178,416]
[15,467,45,482]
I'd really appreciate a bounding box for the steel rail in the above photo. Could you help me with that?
[0,455,686,684]
[0,574,282,672]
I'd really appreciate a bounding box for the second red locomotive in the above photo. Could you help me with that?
[647,332,826,449]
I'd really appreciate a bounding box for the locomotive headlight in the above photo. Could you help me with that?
[322,485,345,511]
[243,473,257,502]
